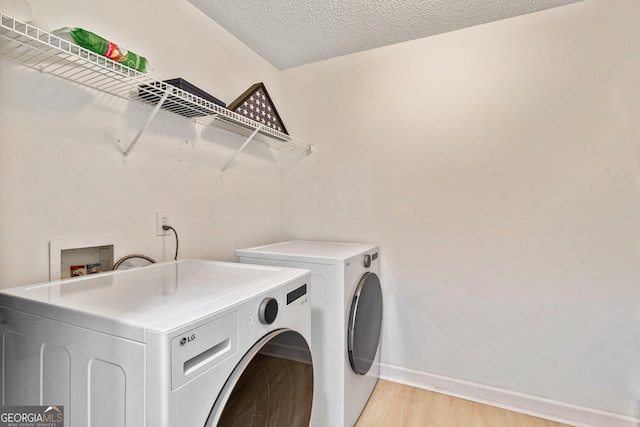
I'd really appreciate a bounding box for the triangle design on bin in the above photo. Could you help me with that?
[227,83,288,135]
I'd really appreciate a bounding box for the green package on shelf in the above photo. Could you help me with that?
[69,27,149,73]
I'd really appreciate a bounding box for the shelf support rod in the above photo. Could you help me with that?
[220,127,260,172]
[122,90,170,160]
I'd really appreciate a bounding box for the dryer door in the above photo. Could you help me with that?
[206,329,313,427]
[348,272,383,375]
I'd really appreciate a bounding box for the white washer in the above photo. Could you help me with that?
[236,241,383,427]
[0,259,313,427]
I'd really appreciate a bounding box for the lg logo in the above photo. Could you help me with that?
[180,334,196,346]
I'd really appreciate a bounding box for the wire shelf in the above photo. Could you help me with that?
[0,13,312,157]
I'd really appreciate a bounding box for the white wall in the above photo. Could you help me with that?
[280,0,640,421]
[0,0,294,286]
[3,0,640,423]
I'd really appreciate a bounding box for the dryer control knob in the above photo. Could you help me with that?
[259,297,278,325]
[363,254,372,268]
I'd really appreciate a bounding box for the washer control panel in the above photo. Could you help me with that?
[362,252,378,268]
[258,283,308,324]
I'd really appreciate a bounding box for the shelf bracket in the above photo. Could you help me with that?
[122,90,170,163]
[220,127,260,172]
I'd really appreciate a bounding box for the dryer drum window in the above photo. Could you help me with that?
[207,329,314,427]
[348,272,383,375]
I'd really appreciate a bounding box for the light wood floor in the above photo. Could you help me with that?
[356,380,575,427]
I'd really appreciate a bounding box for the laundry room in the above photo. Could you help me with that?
[1,0,639,426]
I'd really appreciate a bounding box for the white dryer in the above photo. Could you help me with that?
[0,259,313,427]
[236,241,383,427]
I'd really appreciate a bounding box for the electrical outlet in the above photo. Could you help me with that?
[156,211,171,236]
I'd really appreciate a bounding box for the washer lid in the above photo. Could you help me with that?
[236,240,378,264]
[0,260,309,342]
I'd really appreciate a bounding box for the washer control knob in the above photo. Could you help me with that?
[259,297,278,325]
[363,254,372,268]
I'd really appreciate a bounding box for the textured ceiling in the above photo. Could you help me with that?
[188,0,585,70]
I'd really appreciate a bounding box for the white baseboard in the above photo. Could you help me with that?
[379,363,639,427]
